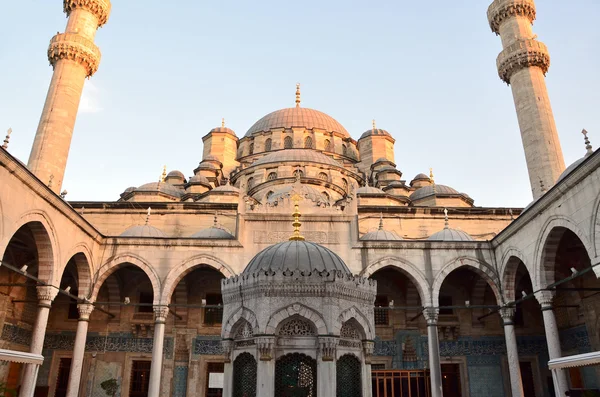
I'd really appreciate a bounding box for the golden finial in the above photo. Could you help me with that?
[1,128,11,150]
[161,165,167,182]
[429,168,435,183]
[222,118,225,128]
[295,83,301,108]
[372,119,376,131]
[582,129,593,156]
[145,207,151,225]
[289,193,305,241]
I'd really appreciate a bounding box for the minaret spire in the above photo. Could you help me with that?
[295,83,301,108]
[222,118,225,128]
[488,0,565,199]
[582,129,593,156]
[1,128,11,150]
[443,208,449,229]
[289,194,305,241]
[27,0,111,194]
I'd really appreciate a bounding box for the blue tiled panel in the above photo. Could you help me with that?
[193,336,223,355]
[173,366,188,397]
[467,356,505,397]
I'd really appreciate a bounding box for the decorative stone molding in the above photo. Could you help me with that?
[153,305,169,323]
[77,303,94,321]
[48,33,101,77]
[362,340,374,364]
[319,336,339,361]
[63,0,112,27]
[487,0,536,34]
[535,290,554,310]
[36,286,58,304]
[499,307,516,325]
[256,336,275,361]
[497,39,550,84]
[422,308,439,326]
[221,339,234,363]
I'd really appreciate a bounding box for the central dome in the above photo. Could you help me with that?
[244,240,350,274]
[245,107,349,138]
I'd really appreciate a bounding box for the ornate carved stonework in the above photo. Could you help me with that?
[63,0,112,27]
[497,39,550,84]
[153,305,169,323]
[535,290,554,309]
[253,230,340,244]
[423,308,439,326]
[48,33,101,77]
[499,307,516,325]
[319,337,338,361]
[487,0,536,34]
[36,286,58,303]
[362,340,375,364]
[256,336,275,361]
[77,303,94,320]
[221,339,233,363]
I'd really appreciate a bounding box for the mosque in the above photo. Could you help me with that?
[0,0,599,396]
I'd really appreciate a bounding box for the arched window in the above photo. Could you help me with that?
[342,178,348,192]
[267,172,277,180]
[264,138,272,152]
[233,352,257,397]
[342,144,347,156]
[275,353,317,397]
[266,191,274,200]
[284,136,293,149]
[249,143,254,155]
[293,169,304,179]
[277,317,316,336]
[321,191,330,202]
[336,354,361,397]
[304,136,313,149]
[324,139,331,152]
[247,177,254,190]
[318,172,328,181]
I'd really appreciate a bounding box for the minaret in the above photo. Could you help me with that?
[488,0,565,199]
[27,0,111,193]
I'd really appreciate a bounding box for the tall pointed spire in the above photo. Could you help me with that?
[582,129,593,156]
[295,83,301,108]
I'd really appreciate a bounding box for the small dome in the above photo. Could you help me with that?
[374,157,393,164]
[252,149,341,168]
[356,185,385,195]
[245,107,349,138]
[410,185,459,201]
[360,128,392,139]
[209,126,237,137]
[188,175,211,185]
[136,182,184,198]
[244,240,350,274]
[191,227,234,239]
[165,170,185,184]
[413,173,430,181]
[197,161,219,170]
[120,225,167,238]
[557,155,591,183]
[378,165,397,172]
[361,229,402,241]
[428,228,474,242]
[212,183,240,193]
[386,181,404,188]
[203,155,222,163]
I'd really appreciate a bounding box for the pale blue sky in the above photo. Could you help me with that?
[1,1,598,207]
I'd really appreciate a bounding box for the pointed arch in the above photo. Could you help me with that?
[336,306,373,339]
[222,306,259,339]
[284,136,293,149]
[324,139,332,152]
[160,254,235,304]
[264,138,272,152]
[534,216,594,290]
[90,253,161,304]
[432,257,502,306]
[360,256,431,305]
[265,303,327,335]
[500,248,530,303]
[304,136,313,149]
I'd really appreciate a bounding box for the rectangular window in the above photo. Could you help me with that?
[374,295,389,326]
[130,360,151,397]
[206,362,225,397]
[138,291,153,313]
[439,295,453,315]
[204,294,223,325]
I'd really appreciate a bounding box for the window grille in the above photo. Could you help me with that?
[336,354,362,397]
[278,317,315,336]
[233,353,257,397]
[264,138,272,152]
[304,136,313,149]
[249,143,254,155]
[284,136,293,149]
[275,353,316,397]
[324,139,332,152]
[318,172,328,181]
[268,172,277,180]
[204,294,223,325]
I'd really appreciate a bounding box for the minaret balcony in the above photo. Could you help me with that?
[496,38,550,84]
[487,0,536,34]
[48,32,101,77]
[63,0,112,27]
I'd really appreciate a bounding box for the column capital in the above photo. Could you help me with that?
[36,286,58,305]
[535,290,554,309]
[63,0,112,27]
[499,307,516,325]
[423,307,439,325]
[77,303,94,321]
[256,336,275,361]
[318,336,339,362]
[487,0,536,34]
[362,340,375,364]
[153,305,169,323]
[221,339,234,363]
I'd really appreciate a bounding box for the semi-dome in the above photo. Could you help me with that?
[136,182,184,197]
[252,149,341,168]
[356,185,385,195]
[243,240,350,274]
[191,226,234,239]
[120,225,167,238]
[410,185,459,201]
[245,107,349,138]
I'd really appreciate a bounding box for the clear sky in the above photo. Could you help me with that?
[1,1,598,207]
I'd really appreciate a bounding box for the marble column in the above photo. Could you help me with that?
[221,340,234,397]
[66,303,94,397]
[148,305,168,397]
[362,340,375,397]
[317,336,337,397]
[21,286,58,397]
[535,292,568,396]
[424,308,443,397]
[256,336,275,397]
[500,308,524,397]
